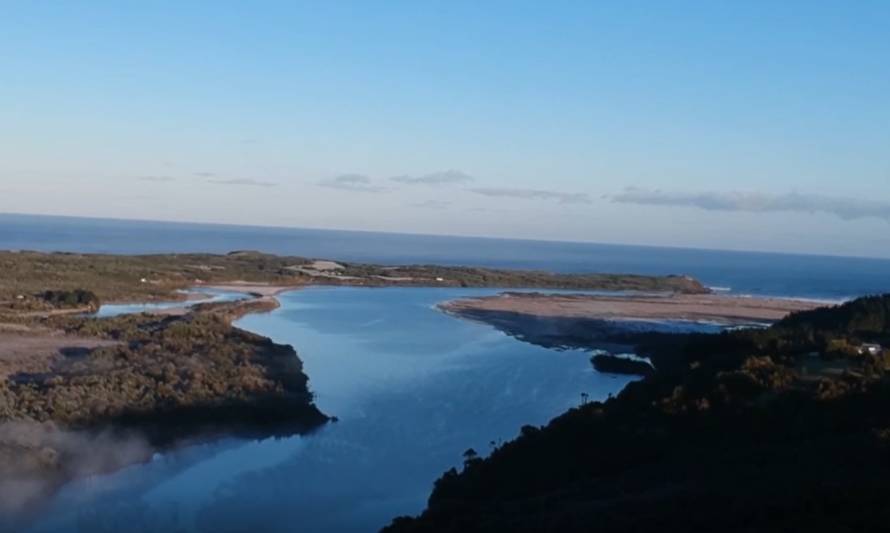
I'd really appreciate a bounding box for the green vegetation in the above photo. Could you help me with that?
[0,297,326,519]
[37,289,100,311]
[630,294,890,378]
[0,250,314,304]
[0,250,708,308]
[2,299,326,437]
[338,264,709,293]
[386,295,890,532]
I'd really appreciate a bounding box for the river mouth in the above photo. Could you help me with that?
[26,287,636,533]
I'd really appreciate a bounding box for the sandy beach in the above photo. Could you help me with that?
[441,292,827,325]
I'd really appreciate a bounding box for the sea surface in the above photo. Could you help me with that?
[3,213,890,299]
[26,287,637,533]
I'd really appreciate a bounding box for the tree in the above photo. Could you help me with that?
[462,448,479,470]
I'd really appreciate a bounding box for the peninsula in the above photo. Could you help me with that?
[438,291,822,354]
[0,295,327,522]
[0,250,708,306]
[442,291,822,325]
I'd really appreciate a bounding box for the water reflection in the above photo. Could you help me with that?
[28,287,633,533]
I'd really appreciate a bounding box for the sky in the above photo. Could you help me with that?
[1,1,889,258]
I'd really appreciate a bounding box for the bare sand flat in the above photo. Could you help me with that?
[441,292,826,325]
[144,306,192,317]
[308,260,345,271]
[0,332,118,378]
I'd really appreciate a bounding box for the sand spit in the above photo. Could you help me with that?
[441,292,825,325]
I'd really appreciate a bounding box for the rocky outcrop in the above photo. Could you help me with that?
[591,353,654,376]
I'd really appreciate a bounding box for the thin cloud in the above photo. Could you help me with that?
[609,187,890,222]
[391,170,475,186]
[409,200,452,210]
[135,175,175,183]
[466,206,513,214]
[319,174,389,193]
[469,187,592,204]
[194,172,216,177]
[207,178,277,187]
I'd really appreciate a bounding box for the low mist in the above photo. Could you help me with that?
[0,421,152,519]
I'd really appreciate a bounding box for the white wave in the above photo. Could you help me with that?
[733,293,852,306]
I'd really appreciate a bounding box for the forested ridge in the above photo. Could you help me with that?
[387,295,890,532]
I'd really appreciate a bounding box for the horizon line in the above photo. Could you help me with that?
[2,210,889,263]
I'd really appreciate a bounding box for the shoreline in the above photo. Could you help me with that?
[0,250,712,311]
[433,291,832,358]
[128,283,301,316]
[439,292,825,326]
[200,284,834,326]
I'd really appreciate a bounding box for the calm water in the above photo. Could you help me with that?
[94,288,249,318]
[3,213,890,299]
[27,287,636,533]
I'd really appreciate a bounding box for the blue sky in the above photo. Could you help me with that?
[2,1,889,257]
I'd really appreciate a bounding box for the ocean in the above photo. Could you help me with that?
[2,213,888,299]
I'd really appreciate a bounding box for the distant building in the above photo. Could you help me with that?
[859,344,884,356]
